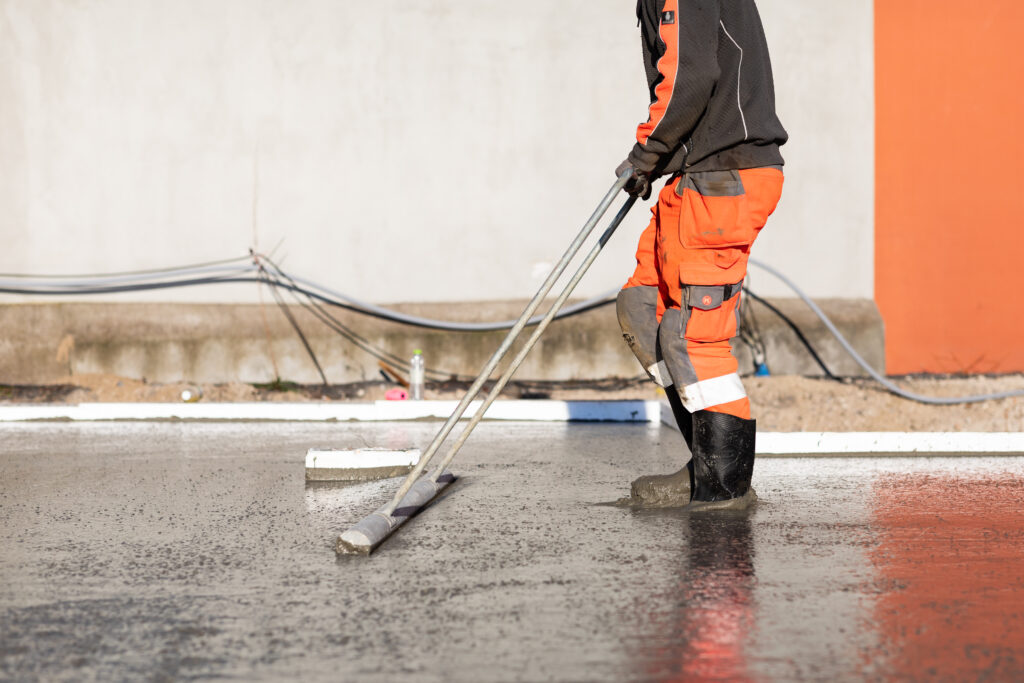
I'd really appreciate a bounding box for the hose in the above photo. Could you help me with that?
[0,254,253,279]
[748,258,1024,405]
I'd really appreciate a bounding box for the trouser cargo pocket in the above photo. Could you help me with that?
[681,283,743,343]
[676,170,754,251]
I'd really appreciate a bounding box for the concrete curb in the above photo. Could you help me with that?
[0,298,885,384]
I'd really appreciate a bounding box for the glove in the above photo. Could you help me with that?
[615,159,651,200]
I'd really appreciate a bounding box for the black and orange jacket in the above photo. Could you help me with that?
[628,0,788,177]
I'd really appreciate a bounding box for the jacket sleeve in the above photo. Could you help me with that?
[629,0,721,174]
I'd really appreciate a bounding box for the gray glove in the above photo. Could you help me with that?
[615,159,651,200]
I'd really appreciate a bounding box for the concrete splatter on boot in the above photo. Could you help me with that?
[629,465,693,507]
[688,410,758,511]
[628,389,695,507]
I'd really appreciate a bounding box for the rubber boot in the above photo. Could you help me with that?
[664,385,694,451]
[688,410,758,510]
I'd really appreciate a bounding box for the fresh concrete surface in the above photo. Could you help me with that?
[2,421,1022,681]
[0,296,883,384]
[0,1,874,304]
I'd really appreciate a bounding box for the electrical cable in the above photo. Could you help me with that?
[258,266,329,385]
[0,264,615,331]
[2,256,1021,405]
[0,275,265,296]
[0,255,253,279]
[737,275,770,375]
[0,265,259,289]
[748,258,1024,405]
[281,271,620,332]
[743,287,837,379]
[257,256,471,382]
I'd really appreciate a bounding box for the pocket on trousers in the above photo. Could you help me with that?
[683,289,741,343]
[676,170,755,249]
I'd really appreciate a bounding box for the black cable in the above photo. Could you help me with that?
[738,285,768,374]
[0,268,834,383]
[269,268,415,373]
[0,269,839,384]
[0,276,261,296]
[744,288,838,379]
[6,257,1019,404]
[258,268,329,386]
[0,274,611,331]
[0,255,252,279]
[257,256,471,381]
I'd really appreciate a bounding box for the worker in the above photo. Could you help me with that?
[615,0,787,508]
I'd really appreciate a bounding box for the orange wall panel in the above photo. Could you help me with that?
[876,1,1024,374]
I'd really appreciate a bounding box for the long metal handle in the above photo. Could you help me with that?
[381,171,632,515]
[429,197,637,481]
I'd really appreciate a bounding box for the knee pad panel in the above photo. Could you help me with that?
[617,286,671,387]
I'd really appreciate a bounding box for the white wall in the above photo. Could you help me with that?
[0,0,874,303]
[757,1,875,299]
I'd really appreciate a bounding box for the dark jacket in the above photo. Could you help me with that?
[628,0,787,177]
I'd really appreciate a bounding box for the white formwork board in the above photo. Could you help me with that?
[0,400,659,423]
[756,431,1024,455]
[305,448,421,470]
[658,401,1024,455]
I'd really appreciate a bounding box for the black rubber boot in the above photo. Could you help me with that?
[665,386,694,452]
[689,410,758,510]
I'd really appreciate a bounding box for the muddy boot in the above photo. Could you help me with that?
[628,389,695,507]
[688,410,758,510]
[629,463,693,507]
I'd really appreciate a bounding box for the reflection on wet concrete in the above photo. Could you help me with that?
[637,512,756,682]
[679,514,755,682]
[2,423,1023,681]
[870,470,1024,680]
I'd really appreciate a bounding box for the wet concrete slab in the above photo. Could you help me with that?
[1,421,1022,681]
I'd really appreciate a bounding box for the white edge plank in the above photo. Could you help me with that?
[0,400,659,423]
[659,399,1024,454]
[305,448,421,469]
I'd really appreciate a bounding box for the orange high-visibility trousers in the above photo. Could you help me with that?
[623,167,784,419]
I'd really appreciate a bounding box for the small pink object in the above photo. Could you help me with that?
[385,388,409,401]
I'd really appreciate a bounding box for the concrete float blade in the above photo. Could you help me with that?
[305,448,421,482]
[336,472,456,555]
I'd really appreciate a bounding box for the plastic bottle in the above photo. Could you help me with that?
[181,386,203,403]
[409,349,425,400]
